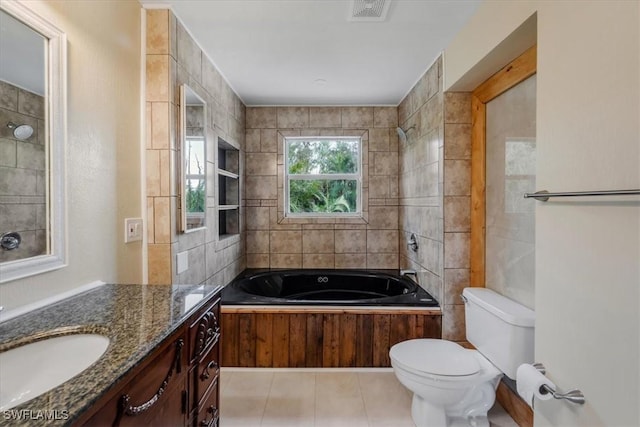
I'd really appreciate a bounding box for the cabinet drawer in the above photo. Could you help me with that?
[189,298,221,362]
[82,334,187,426]
[192,341,220,408]
[195,379,219,427]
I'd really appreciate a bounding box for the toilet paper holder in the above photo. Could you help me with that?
[533,363,586,405]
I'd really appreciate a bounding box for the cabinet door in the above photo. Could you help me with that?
[82,336,187,427]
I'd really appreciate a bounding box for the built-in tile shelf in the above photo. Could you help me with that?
[217,137,240,239]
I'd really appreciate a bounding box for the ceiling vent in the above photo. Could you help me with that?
[348,0,391,22]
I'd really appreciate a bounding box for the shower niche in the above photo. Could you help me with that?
[217,138,239,240]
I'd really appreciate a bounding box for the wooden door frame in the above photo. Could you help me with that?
[470,45,537,286]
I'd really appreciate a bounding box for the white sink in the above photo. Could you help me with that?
[0,334,110,410]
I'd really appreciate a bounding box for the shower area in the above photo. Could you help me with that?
[0,80,46,261]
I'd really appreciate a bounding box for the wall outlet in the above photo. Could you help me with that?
[124,218,143,243]
[177,251,189,274]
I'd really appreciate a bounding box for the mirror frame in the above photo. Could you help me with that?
[179,84,207,233]
[0,1,67,283]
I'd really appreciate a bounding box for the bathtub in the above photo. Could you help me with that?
[222,269,439,307]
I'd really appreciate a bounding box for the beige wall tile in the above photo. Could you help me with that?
[146,197,155,243]
[309,107,342,128]
[247,107,277,129]
[372,152,398,176]
[373,107,397,128]
[270,230,302,253]
[367,230,398,253]
[176,21,201,82]
[367,206,398,230]
[444,268,469,305]
[0,80,18,110]
[444,160,470,196]
[444,123,471,159]
[444,232,469,268]
[444,92,471,124]
[245,129,260,152]
[148,243,171,284]
[260,129,278,153]
[202,60,221,101]
[302,229,335,253]
[245,206,269,230]
[154,197,171,243]
[367,252,399,269]
[160,150,172,196]
[247,253,269,268]
[341,107,373,128]
[335,230,366,253]
[18,89,44,118]
[246,230,270,253]
[151,102,170,149]
[442,304,466,341]
[146,55,169,102]
[369,176,390,199]
[335,253,367,269]
[146,150,160,196]
[369,128,390,152]
[246,153,277,176]
[444,196,470,232]
[270,253,302,269]
[303,253,335,268]
[246,175,277,199]
[146,9,169,54]
[277,107,309,128]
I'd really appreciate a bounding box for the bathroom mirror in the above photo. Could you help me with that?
[0,2,67,283]
[179,84,207,232]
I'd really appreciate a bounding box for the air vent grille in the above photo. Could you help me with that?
[348,0,391,22]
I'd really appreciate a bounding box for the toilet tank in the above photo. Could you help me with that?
[463,287,535,380]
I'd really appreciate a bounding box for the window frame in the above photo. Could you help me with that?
[284,136,363,218]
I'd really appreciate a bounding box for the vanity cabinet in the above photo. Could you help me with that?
[75,292,221,427]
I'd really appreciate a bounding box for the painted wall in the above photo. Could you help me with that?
[445,1,639,425]
[0,1,142,309]
[244,106,399,270]
[145,9,245,287]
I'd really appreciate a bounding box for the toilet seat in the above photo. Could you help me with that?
[390,339,481,378]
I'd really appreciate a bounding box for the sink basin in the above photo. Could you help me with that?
[0,334,110,410]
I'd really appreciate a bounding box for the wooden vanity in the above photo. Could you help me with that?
[73,290,221,427]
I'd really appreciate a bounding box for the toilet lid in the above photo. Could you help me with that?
[390,339,480,376]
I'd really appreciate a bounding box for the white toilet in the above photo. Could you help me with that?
[390,287,535,427]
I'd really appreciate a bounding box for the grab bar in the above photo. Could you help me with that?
[524,189,640,202]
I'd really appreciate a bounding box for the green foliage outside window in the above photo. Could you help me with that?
[186,179,205,213]
[287,139,360,214]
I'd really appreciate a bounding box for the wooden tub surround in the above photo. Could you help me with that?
[221,306,442,368]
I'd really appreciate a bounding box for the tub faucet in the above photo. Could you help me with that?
[400,269,418,284]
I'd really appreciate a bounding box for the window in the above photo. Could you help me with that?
[185,136,205,229]
[285,137,362,217]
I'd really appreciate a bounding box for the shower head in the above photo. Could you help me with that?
[396,125,415,144]
[6,122,34,140]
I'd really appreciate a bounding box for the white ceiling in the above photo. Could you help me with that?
[142,0,481,106]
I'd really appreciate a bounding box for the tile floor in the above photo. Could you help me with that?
[220,368,519,427]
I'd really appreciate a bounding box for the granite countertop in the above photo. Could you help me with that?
[0,283,222,426]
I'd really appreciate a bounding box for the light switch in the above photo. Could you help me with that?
[124,218,143,243]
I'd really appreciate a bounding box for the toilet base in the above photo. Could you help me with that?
[409,377,500,427]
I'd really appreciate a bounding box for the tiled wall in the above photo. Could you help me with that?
[397,58,445,314]
[244,107,399,269]
[398,57,473,342]
[443,92,472,342]
[0,80,46,261]
[146,9,245,286]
